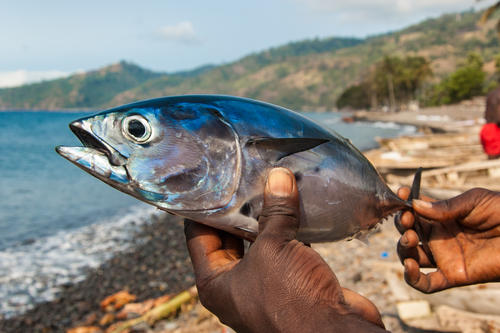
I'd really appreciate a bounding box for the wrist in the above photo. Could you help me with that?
[236,303,387,333]
[285,306,387,333]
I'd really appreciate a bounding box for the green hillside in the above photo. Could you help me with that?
[0,62,161,110]
[1,9,499,111]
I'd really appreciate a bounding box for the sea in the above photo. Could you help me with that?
[0,110,416,318]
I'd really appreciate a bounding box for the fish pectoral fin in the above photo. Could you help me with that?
[246,137,329,163]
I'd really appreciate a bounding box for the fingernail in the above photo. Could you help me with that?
[401,235,408,246]
[267,168,294,197]
[413,199,432,209]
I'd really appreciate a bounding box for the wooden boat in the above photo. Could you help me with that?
[363,131,500,198]
[364,131,486,171]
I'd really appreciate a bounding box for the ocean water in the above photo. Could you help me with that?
[0,110,415,317]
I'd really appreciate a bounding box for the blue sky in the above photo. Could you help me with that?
[0,0,496,87]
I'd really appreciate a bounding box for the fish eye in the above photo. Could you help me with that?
[122,115,152,143]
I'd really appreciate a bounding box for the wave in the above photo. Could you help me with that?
[0,205,159,318]
[370,121,416,133]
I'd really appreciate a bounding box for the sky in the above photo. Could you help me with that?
[0,0,497,87]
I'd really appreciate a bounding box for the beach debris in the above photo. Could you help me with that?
[66,326,102,333]
[82,312,99,326]
[100,291,136,311]
[57,95,418,244]
[115,299,155,319]
[382,260,500,332]
[396,300,431,321]
[153,294,171,307]
[99,313,115,326]
[399,305,500,333]
[108,286,198,333]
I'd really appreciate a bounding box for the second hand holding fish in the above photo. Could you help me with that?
[396,187,500,293]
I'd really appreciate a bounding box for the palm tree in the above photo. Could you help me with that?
[478,1,500,37]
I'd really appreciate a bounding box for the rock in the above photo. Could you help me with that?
[396,300,432,321]
[82,312,98,326]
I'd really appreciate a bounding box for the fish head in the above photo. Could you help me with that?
[56,100,241,212]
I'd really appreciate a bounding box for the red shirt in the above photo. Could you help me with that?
[480,123,500,156]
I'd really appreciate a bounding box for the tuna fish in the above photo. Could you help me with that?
[56,95,415,243]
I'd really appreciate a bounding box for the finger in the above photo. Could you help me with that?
[342,288,384,328]
[394,212,405,235]
[395,210,415,234]
[397,187,410,201]
[404,259,449,293]
[398,186,435,203]
[401,229,419,247]
[420,194,437,203]
[184,220,240,280]
[258,168,300,241]
[397,230,434,267]
[413,189,480,222]
[220,230,244,260]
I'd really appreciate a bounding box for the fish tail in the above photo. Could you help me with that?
[405,167,422,207]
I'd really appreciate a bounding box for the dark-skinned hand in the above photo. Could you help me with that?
[184,168,387,333]
[396,187,500,293]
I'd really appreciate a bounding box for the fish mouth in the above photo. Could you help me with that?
[55,120,129,185]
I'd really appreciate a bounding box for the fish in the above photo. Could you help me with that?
[56,95,417,243]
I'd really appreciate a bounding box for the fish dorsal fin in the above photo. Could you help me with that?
[246,137,329,163]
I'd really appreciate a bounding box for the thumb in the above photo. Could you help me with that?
[258,168,300,241]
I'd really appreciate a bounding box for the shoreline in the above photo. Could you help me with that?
[352,98,485,134]
[0,213,195,333]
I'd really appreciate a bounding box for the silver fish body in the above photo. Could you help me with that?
[57,95,408,243]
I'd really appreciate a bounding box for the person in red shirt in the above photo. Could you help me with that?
[480,122,500,159]
[481,88,500,159]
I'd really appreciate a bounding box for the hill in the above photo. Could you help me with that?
[0,62,162,110]
[1,10,499,111]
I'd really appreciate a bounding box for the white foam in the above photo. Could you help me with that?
[0,204,159,318]
[416,114,451,122]
[371,121,402,129]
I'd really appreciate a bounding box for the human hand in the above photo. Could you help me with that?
[185,168,386,333]
[396,187,500,293]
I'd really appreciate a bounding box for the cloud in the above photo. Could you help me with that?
[159,21,199,44]
[0,70,71,88]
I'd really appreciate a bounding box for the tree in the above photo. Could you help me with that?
[426,53,486,105]
[479,1,500,38]
[371,56,433,110]
[336,82,371,110]
[336,55,432,110]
